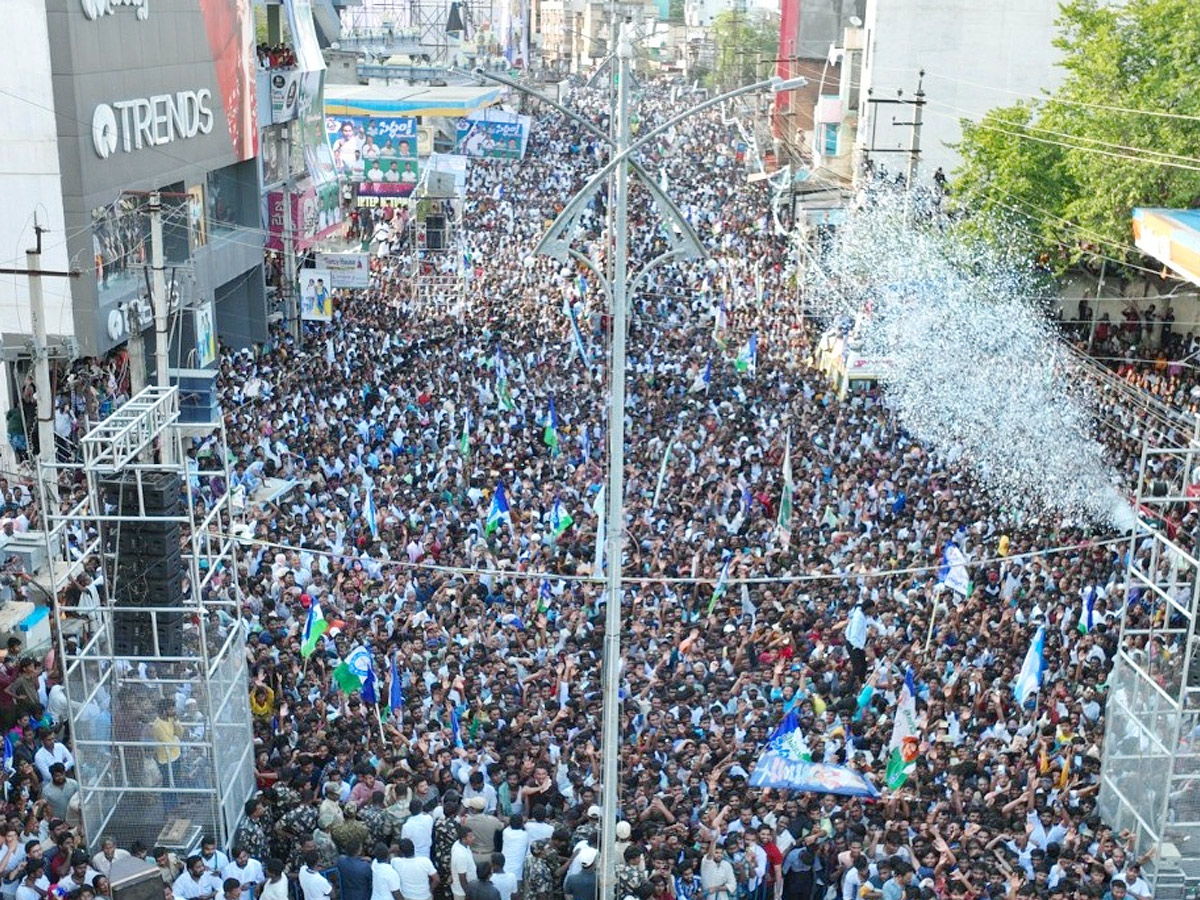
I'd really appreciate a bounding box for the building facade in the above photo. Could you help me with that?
[855,0,1064,180]
[13,0,269,367]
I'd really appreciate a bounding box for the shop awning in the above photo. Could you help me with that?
[323,84,503,119]
[1132,207,1200,287]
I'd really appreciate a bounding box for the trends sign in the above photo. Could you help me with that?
[91,90,215,158]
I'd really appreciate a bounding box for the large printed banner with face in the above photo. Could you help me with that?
[454,116,531,160]
[326,116,420,197]
[265,183,344,253]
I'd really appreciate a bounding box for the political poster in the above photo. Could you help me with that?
[316,252,371,289]
[326,115,420,198]
[299,72,337,186]
[454,115,531,160]
[299,268,334,321]
[195,303,218,367]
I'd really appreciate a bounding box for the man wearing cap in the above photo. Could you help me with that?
[563,847,597,900]
[464,797,503,866]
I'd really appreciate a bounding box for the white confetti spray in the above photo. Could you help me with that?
[805,194,1134,530]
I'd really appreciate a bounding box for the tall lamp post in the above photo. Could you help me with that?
[471,45,806,900]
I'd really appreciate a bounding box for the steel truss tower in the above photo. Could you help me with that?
[1100,434,1200,899]
[38,386,254,853]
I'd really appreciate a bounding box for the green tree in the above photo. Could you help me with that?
[710,10,779,90]
[952,0,1200,272]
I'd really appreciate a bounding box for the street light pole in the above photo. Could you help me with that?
[598,21,630,900]
[479,61,806,900]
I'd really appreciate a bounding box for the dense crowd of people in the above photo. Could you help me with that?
[0,76,1178,900]
[258,45,298,70]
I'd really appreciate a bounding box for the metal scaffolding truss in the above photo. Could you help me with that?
[80,386,179,474]
[36,386,254,854]
[1099,435,1200,900]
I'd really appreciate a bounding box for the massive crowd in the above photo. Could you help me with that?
[0,77,1175,900]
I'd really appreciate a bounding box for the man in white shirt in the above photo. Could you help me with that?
[33,730,74,783]
[175,856,224,900]
[259,859,289,900]
[299,851,333,900]
[91,836,130,877]
[841,599,876,686]
[490,854,517,900]
[223,849,266,896]
[401,801,435,859]
[450,828,478,900]
[700,841,736,900]
[200,839,231,876]
[371,845,402,900]
[393,839,439,900]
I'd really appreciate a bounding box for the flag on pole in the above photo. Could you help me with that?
[735,333,758,376]
[713,298,728,347]
[496,355,516,411]
[1078,586,1097,634]
[363,486,379,540]
[777,431,794,546]
[459,412,470,456]
[300,598,328,658]
[544,397,560,455]
[361,663,378,705]
[937,541,970,596]
[450,706,464,748]
[1013,625,1046,706]
[486,483,511,535]
[885,669,920,789]
[386,652,403,714]
[566,300,591,368]
[1,735,13,775]
[550,497,574,538]
[706,551,732,615]
[592,485,606,574]
[333,645,373,693]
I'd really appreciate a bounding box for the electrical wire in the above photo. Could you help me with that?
[215,528,1131,588]
[919,68,1200,125]
[923,96,1200,168]
[921,105,1200,174]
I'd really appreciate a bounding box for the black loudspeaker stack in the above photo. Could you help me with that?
[100,472,185,658]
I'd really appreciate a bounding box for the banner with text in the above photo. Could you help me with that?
[315,252,371,289]
[454,115,531,160]
[326,115,420,198]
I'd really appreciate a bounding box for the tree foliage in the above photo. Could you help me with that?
[952,0,1200,273]
[709,10,779,90]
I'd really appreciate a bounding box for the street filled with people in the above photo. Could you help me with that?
[0,77,1170,900]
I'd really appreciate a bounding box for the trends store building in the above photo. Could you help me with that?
[41,0,268,364]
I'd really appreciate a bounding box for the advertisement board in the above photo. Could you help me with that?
[326,115,419,198]
[299,269,334,321]
[315,253,371,289]
[454,115,531,160]
[269,70,302,122]
[265,183,345,252]
[65,0,260,200]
